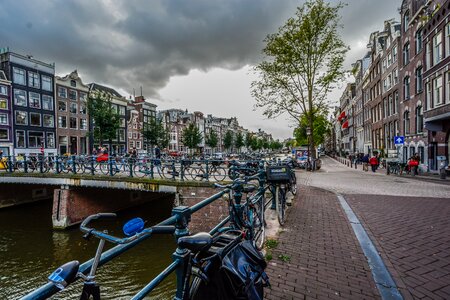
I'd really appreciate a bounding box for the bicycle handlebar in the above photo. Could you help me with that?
[80,213,176,245]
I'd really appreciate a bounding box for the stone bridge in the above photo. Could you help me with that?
[0,173,228,231]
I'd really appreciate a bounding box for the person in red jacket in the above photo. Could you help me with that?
[369,155,378,172]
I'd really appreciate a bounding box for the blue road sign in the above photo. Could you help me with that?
[394,136,404,145]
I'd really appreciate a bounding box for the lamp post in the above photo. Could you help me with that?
[306,126,311,171]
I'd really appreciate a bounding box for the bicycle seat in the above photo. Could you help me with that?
[178,232,213,252]
[243,185,256,193]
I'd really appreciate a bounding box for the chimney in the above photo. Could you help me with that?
[135,95,145,103]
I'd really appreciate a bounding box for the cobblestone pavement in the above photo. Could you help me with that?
[267,157,450,299]
[264,185,380,300]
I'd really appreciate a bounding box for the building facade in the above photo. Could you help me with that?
[55,70,89,155]
[0,49,57,156]
[0,70,12,155]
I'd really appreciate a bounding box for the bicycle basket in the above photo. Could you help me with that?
[266,165,291,183]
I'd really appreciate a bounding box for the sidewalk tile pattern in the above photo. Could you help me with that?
[264,186,380,300]
[345,194,450,300]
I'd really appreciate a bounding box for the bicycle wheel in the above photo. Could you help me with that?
[100,163,110,175]
[133,164,148,178]
[187,167,200,181]
[192,168,205,181]
[212,167,226,182]
[275,186,286,226]
[250,195,266,250]
[290,172,297,195]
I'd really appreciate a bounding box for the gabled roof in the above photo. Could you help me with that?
[89,83,122,98]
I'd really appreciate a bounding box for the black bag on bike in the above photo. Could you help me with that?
[191,237,269,300]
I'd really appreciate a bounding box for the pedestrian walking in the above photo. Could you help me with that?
[362,153,369,171]
[369,154,378,172]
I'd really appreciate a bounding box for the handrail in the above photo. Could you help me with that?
[20,189,230,300]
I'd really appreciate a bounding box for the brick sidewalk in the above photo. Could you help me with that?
[264,185,380,300]
[345,194,450,300]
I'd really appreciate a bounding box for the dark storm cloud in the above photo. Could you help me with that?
[0,0,300,97]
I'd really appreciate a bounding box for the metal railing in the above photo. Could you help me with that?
[21,163,268,300]
[0,155,262,182]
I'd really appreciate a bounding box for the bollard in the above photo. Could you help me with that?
[205,159,209,182]
[24,155,28,173]
[91,156,95,175]
[72,155,77,174]
[55,155,60,174]
[129,158,133,177]
[440,168,447,180]
[7,155,13,173]
[150,159,154,179]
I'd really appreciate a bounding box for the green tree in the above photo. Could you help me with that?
[235,132,244,153]
[294,109,330,147]
[252,0,348,160]
[142,118,168,153]
[182,123,202,155]
[245,132,254,149]
[223,131,234,152]
[87,93,120,152]
[270,140,283,150]
[205,130,219,151]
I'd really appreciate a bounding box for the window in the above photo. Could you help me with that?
[42,75,52,91]
[69,90,77,100]
[403,42,410,65]
[415,28,423,53]
[14,89,27,106]
[15,111,27,125]
[136,141,141,149]
[433,75,443,107]
[70,102,77,114]
[433,32,443,65]
[80,119,87,130]
[58,116,67,128]
[80,104,86,114]
[119,129,125,142]
[58,87,67,98]
[0,99,7,109]
[404,111,410,135]
[70,80,76,87]
[119,106,126,116]
[404,76,410,100]
[387,52,392,66]
[30,112,41,126]
[415,67,423,93]
[119,118,125,127]
[418,146,425,163]
[16,130,25,147]
[46,132,55,148]
[58,101,66,112]
[416,106,423,133]
[70,117,77,129]
[13,67,25,85]
[446,23,450,57]
[393,68,398,84]
[394,91,399,114]
[28,71,40,88]
[28,131,44,148]
[42,95,53,110]
[388,95,393,116]
[426,42,431,69]
[0,129,7,140]
[79,92,87,101]
[393,46,397,62]
[0,113,7,125]
[29,92,41,108]
[43,114,54,127]
[0,85,7,95]
[425,82,431,110]
[404,10,409,32]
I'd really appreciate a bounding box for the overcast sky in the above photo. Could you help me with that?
[0,0,400,140]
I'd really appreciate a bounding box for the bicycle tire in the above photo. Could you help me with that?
[212,167,227,182]
[187,167,199,181]
[193,168,205,181]
[276,186,286,226]
[99,163,110,175]
[133,164,148,178]
[251,195,266,250]
[290,172,297,195]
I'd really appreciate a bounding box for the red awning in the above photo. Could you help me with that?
[337,111,346,121]
[342,120,349,129]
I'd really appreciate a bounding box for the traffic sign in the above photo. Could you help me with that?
[394,136,404,145]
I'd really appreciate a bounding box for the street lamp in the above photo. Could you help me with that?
[306,127,311,171]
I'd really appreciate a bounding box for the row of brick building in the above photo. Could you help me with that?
[0,48,272,157]
[330,0,450,172]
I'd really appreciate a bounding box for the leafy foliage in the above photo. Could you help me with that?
[252,0,348,158]
[87,93,121,146]
[205,130,219,149]
[181,123,203,153]
[223,131,234,151]
[142,119,169,150]
[294,109,331,146]
[235,132,245,151]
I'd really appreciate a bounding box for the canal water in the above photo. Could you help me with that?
[0,196,177,299]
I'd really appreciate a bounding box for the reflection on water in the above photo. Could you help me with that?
[0,195,177,299]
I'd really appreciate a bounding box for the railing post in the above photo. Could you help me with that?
[205,159,209,182]
[24,155,28,173]
[171,160,176,180]
[90,155,95,175]
[129,158,133,178]
[7,155,13,173]
[171,206,191,300]
[109,156,113,176]
[72,155,77,174]
[150,159,154,179]
[180,159,185,182]
[39,155,44,173]
[55,155,60,174]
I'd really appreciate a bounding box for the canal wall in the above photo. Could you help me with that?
[0,183,55,208]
